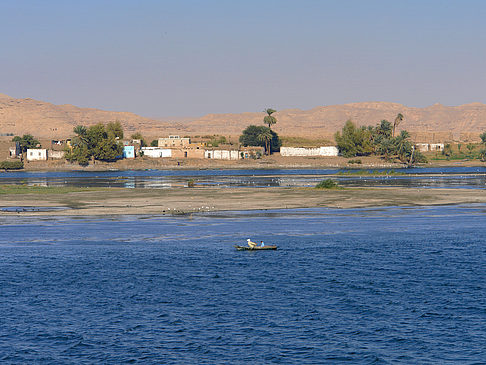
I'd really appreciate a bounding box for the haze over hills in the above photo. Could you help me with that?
[1,93,486,142]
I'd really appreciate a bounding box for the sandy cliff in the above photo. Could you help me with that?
[1,93,486,142]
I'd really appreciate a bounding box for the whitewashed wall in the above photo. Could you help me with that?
[48,150,65,159]
[141,147,172,158]
[205,150,240,160]
[280,146,338,157]
[26,149,48,161]
[416,143,444,152]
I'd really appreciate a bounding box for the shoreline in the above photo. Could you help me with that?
[1,187,486,216]
[0,153,482,172]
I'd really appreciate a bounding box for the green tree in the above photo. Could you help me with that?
[106,121,124,139]
[240,125,281,153]
[150,139,158,147]
[480,132,486,144]
[395,130,412,162]
[11,134,41,152]
[376,120,392,138]
[66,123,123,165]
[393,113,404,138]
[263,108,277,129]
[442,143,453,158]
[131,132,147,147]
[73,125,87,136]
[334,120,373,157]
[257,129,273,155]
[376,138,395,161]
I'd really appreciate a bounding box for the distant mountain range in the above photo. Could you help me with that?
[1,93,485,142]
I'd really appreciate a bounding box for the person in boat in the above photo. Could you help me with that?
[247,239,257,249]
[260,241,265,247]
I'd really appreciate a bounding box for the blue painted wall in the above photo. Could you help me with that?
[123,145,135,159]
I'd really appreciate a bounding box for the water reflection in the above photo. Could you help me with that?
[0,168,485,189]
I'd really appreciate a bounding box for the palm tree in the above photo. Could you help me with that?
[393,113,404,138]
[263,108,277,129]
[74,125,87,135]
[377,138,394,161]
[73,125,88,144]
[257,130,273,155]
[395,130,411,161]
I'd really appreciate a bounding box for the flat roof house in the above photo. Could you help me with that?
[158,135,191,148]
[26,149,48,161]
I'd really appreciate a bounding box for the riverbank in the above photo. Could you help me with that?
[1,186,486,216]
[9,154,486,172]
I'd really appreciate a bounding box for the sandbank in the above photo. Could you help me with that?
[1,187,486,216]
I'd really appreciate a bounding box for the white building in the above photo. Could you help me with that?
[26,149,48,161]
[280,146,339,157]
[141,147,172,158]
[205,150,240,160]
[416,143,444,152]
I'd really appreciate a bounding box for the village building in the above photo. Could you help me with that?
[26,149,48,161]
[204,149,240,160]
[416,143,444,152]
[9,142,21,158]
[123,145,135,159]
[171,148,205,159]
[141,147,172,158]
[280,146,339,157]
[48,150,65,159]
[238,147,265,159]
[158,135,191,148]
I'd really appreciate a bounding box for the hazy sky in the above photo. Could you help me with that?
[1,0,485,117]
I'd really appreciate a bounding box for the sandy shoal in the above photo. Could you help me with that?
[1,187,486,216]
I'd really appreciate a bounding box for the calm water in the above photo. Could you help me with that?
[1,167,486,189]
[1,205,486,363]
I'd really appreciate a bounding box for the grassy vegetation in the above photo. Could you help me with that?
[0,185,109,195]
[426,142,482,161]
[315,179,340,189]
[0,161,24,170]
[337,169,406,176]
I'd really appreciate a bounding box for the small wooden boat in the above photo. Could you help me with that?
[234,245,277,251]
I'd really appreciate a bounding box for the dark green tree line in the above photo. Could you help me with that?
[335,119,426,164]
[65,122,124,166]
[239,125,281,154]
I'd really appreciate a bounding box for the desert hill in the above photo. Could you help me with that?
[0,93,175,139]
[1,93,486,142]
[189,102,486,142]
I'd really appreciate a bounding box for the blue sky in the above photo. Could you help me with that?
[1,0,485,117]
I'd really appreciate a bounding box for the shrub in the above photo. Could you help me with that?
[187,179,195,188]
[412,151,428,163]
[348,159,362,164]
[315,179,339,189]
[0,161,24,170]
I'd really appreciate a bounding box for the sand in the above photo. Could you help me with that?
[1,187,486,216]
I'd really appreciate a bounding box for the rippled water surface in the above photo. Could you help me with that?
[2,167,486,189]
[1,205,486,363]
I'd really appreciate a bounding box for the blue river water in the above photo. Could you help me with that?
[1,166,486,189]
[1,205,485,363]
